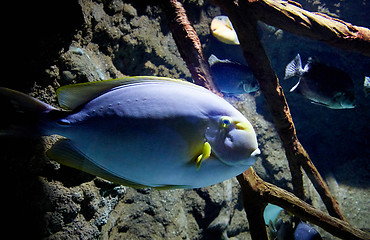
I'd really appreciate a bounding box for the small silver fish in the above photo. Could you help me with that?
[1,77,260,189]
[285,54,355,109]
[209,54,259,95]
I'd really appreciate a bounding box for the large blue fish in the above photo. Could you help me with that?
[1,77,260,189]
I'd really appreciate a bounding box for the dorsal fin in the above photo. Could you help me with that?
[56,76,195,110]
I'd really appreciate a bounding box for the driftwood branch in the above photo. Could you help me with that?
[212,0,349,221]
[238,0,370,57]
[237,168,370,240]
[160,0,220,94]
[161,0,370,239]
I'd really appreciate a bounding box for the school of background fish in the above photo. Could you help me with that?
[2,1,369,239]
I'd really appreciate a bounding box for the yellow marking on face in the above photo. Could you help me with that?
[235,121,252,132]
[195,142,211,169]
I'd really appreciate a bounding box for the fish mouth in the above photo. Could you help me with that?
[215,147,260,167]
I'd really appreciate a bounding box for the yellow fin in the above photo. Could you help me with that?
[195,142,211,169]
[56,76,198,110]
[47,139,149,188]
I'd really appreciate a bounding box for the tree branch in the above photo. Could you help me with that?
[241,0,370,57]
[160,0,220,94]
[238,168,370,240]
[212,0,347,221]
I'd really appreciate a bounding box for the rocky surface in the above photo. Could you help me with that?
[2,0,369,239]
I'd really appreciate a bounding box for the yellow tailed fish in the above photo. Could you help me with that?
[210,16,240,45]
[0,76,260,189]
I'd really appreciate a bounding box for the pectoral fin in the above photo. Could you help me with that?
[195,142,212,169]
[289,79,301,92]
[47,139,148,188]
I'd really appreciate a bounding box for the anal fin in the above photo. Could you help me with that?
[47,139,148,188]
[310,100,329,107]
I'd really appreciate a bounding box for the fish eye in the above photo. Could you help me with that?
[221,117,232,128]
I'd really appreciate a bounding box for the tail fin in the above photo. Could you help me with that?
[284,54,303,79]
[208,54,220,66]
[0,87,57,137]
